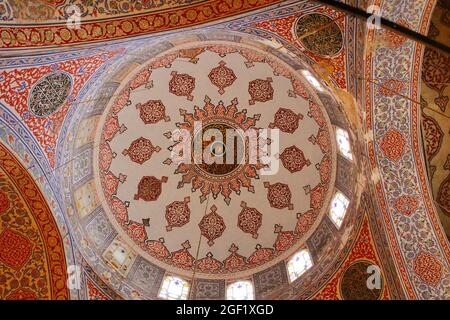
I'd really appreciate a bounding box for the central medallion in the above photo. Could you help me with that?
[195,122,243,176]
[173,96,263,205]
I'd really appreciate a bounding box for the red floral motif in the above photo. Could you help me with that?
[103,172,126,196]
[384,30,408,48]
[195,252,222,273]
[149,53,178,69]
[273,225,296,251]
[169,71,195,101]
[165,197,191,231]
[254,15,296,43]
[247,244,274,265]
[96,44,338,277]
[198,205,226,246]
[208,61,237,94]
[394,195,419,216]
[248,77,274,105]
[379,79,406,97]
[174,97,262,204]
[99,143,115,172]
[318,155,332,186]
[279,145,311,173]
[308,127,331,154]
[0,145,69,299]
[126,221,148,243]
[380,129,406,162]
[422,112,444,161]
[254,13,346,88]
[413,252,443,286]
[264,182,294,210]
[134,176,167,201]
[237,201,262,239]
[269,108,303,133]
[240,48,266,67]
[86,279,109,300]
[129,69,151,90]
[0,52,117,167]
[383,20,410,48]
[434,95,449,112]
[171,241,194,270]
[368,141,377,168]
[179,48,206,63]
[223,244,246,272]
[308,101,326,127]
[207,45,238,57]
[0,229,33,270]
[5,288,37,300]
[437,173,450,216]
[40,0,66,5]
[0,190,10,215]
[111,88,130,114]
[122,137,160,165]
[136,100,170,125]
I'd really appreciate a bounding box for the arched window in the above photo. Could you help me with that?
[287,249,313,282]
[336,128,353,160]
[330,191,350,228]
[158,276,190,300]
[226,280,254,300]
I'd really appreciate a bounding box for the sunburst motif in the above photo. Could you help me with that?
[170,96,265,205]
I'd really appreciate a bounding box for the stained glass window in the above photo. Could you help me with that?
[158,276,190,300]
[287,249,313,282]
[226,280,254,300]
[330,191,350,228]
[336,128,353,160]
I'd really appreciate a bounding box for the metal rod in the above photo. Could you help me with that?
[423,105,450,119]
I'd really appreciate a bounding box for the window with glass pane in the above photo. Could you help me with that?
[226,280,254,300]
[287,249,313,282]
[330,191,350,228]
[158,276,190,300]
[336,128,353,160]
